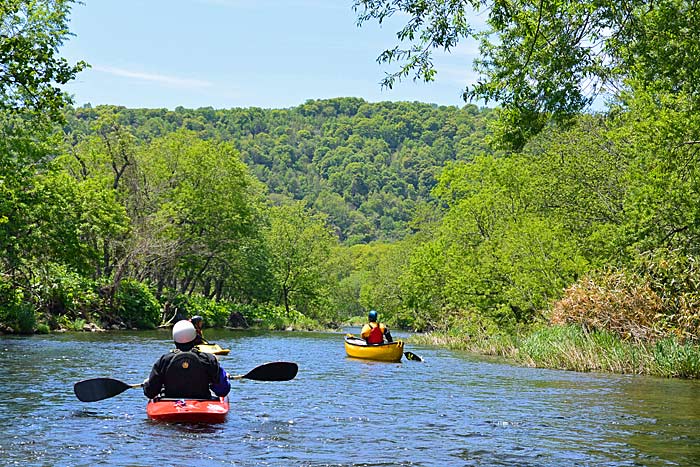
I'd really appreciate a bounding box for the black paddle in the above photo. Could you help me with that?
[404,351,424,362]
[74,361,299,402]
[230,361,298,381]
[74,377,140,402]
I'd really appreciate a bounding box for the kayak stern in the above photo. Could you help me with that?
[146,397,229,423]
[344,336,404,362]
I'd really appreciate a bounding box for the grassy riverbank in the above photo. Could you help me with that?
[410,324,700,378]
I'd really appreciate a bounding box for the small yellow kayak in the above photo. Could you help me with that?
[344,335,404,362]
[195,343,231,355]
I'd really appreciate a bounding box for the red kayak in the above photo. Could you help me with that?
[146,397,229,423]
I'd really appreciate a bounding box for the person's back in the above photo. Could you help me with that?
[149,349,218,399]
[360,310,392,344]
[143,320,230,400]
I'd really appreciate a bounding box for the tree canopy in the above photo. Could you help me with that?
[353,0,700,148]
[0,0,86,119]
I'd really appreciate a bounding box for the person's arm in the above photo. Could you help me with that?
[384,326,393,343]
[381,323,393,342]
[210,365,231,397]
[143,358,165,399]
[360,324,371,340]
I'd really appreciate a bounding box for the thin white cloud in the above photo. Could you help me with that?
[93,65,213,89]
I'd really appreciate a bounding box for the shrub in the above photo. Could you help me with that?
[173,294,231,328]
[0,277,36,333]
[552,249,700,344]
[37,263,100,318]
[2,301,37,334]
[633,249,700,342]
[115,279,161,329]
[160,290,320,330]
[549,269,663,342]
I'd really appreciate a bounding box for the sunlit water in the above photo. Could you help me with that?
[1,329,698,466]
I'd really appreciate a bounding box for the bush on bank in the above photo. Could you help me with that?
[166,292,318,331]
[550,250,700,344]
[0,272,319,333]
[410,254,700,379]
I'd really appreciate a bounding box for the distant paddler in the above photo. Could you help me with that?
[190,315,208,345]
[360,310,393,344]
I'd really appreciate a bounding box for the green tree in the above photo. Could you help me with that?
[137,130,267,303]
[265,202,337,321]
[0,0,86,120]
[0,0,86,329]
[353,0,700,148]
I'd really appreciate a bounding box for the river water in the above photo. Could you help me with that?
[0,329,698,466]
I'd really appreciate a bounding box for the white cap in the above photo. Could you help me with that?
[172,320,197,344]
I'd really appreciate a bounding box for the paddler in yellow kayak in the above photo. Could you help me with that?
[360,310,393,344]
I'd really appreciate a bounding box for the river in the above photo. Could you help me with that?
[0,329,698,466]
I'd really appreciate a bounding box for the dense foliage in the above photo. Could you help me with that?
[2,93,498,332]
[353,0,700,149]
[1,0,698,377]
[349,0,700,372]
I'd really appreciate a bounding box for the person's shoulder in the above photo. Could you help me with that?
[155,351,175,363]
[194,349,218,363]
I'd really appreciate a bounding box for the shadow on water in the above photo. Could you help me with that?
[72,409,114,420]
[1,330,699,466]
[146,420,225,435]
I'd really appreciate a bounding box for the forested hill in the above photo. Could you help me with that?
[64,98,497,243]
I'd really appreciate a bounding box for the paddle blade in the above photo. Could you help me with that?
[234,361,298,381]
[404,351,424,362]
[74,377,136,402]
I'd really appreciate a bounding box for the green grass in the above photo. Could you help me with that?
[412,324,700,378]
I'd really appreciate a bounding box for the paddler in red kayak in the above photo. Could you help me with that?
[143,320,230,400]
[360,309,393,344]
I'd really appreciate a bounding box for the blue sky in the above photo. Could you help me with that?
[61,0,484,110]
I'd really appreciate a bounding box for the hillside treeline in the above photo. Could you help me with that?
[64,100,496,243]
[3,95,698,349]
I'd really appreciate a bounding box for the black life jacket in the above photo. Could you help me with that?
[162,350,212,399]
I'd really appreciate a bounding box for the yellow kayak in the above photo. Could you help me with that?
[344,335,404,362]
[195,343,231,355]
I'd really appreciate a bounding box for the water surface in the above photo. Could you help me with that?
[1,329,698,466]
